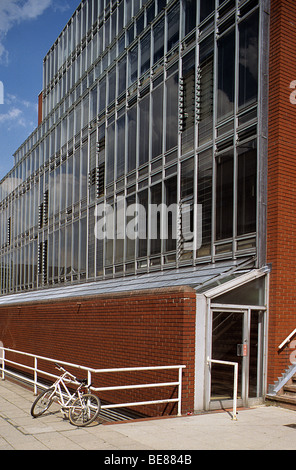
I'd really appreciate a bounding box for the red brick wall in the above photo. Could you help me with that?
[0,286,196,416]
[267,0,296,386]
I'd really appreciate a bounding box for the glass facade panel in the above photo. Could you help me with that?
[73,150,80,204]
[181,158,194,200]
[239,11,259,109]
[181,49,195,154]
[81,144,88,199]
[139,95,150,166]
[116,114,126,178]
[80,216,87,275]
[128,45,138,86]
[138,189,148,258]
[118,56,127,96]
[126,194,136,261]
[237,141,257,236]
[216,152,234,241]
[108,67,116,105]
[184,0,197,36]
[199,34,214,145]
[99,77,106,113]
[0,0,264,294]
[214,277,266,306]
[141,32,151,75]
[217,29,235,121]
[165,71,178,151]
[150,183,162,255]
[198,149,212,256]
[152,84,163,159]
[200,0,215,23]
[153,18,164,64]
[127,106,137,172]
[106,121,115,184]
[165,176,177,253]
[73,220,79,275]
[67,156,73,207]
[167,3,179,51]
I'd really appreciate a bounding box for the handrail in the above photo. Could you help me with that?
[207,357,238,421]
[0,347,185,417]
[268,362,296,396]
[278,328,296,350]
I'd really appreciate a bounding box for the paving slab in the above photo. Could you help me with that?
[0,378,295,451]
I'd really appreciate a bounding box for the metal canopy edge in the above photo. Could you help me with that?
[0,257,257,305]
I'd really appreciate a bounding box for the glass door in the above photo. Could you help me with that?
[248,310,265,399]
[209,308,265,408]
[210,310,247,404]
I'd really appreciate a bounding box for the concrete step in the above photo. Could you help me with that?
[267,394,296,411]
[283,384,296,396]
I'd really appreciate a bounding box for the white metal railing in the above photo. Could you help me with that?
[278,328,296,350]
[207,357,238,421]
[0,347,185,417]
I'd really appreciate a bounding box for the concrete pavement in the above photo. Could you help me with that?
[0,378,295,450]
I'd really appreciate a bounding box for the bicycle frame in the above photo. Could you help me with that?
[31,363,101,426]
[50,366,87,411]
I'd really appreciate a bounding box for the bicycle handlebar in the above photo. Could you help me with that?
[55,363,76,378]
[54,363,91,387]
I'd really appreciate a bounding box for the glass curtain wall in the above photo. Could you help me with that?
[0,0,262,294]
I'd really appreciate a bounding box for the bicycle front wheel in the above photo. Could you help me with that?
[31,387,56,417]
[69,393,101,426]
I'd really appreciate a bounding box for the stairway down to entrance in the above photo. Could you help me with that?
[267,373,296,411]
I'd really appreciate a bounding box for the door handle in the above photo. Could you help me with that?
[237,343,247,356]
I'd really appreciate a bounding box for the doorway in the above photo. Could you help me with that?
[209,307,265,409]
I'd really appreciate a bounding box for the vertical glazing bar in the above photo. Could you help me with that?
[211,1,218,263]
[233,0,239,249]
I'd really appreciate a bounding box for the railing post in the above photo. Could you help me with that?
[177,366,182,416]
[232,363,238,421]
[1,349,5,381]
[207,357,238,421]
[34,357,38,395]
[88,370,92,389]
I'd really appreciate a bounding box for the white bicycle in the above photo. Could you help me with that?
[30,363,101,426]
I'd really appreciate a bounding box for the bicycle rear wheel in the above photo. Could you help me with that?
[69,393,101,426]
[31,387,56,417]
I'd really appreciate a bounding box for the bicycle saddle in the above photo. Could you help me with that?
[78,378,88,384]
[77,379,93,387]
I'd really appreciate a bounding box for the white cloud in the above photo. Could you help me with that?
[18,0,52,19]
[52,1,72,13]
[6,93,38,112]
[0,0,52,64]
[0,43,8,64]
[0,107,22,123]
[0,98,37,129]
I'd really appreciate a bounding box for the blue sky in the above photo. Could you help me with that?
[0,0,81,180]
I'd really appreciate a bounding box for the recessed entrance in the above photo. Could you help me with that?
[209,307,265,409]
[211,310,244,400]
[194,268,269,412]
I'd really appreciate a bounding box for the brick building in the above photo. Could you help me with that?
[0,0,295,415]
